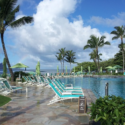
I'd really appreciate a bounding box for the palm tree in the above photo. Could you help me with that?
[0,0,33,81]
[83,35,110,72]
[89,50,102,72]
[65,50,76,73]
[111,26,125,73]
[57,48,67,72]
[55,53,63,72]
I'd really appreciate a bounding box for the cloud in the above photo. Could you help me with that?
[89,12,125,27]
[6,0,119,69]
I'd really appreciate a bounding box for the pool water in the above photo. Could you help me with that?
[59,77,125,99]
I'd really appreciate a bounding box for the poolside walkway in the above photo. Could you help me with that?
[0,83,97,125]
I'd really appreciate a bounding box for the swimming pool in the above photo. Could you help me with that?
[59,77,125,99]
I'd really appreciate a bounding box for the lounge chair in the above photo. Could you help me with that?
[47,83,84,105]
[2,79,22,92]
[52,81,83,95]
[22,76,32,85]
[0,81,11,95]
[55,79,82,90]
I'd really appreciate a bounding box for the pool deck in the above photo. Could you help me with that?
[0,83,97,125]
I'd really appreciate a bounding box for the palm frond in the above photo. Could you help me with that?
[112,36,119,40]
[5,5,19,27]
[10,16,33,28]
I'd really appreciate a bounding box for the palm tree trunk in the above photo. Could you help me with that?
[61,61,62,73]
[96,48,99,73]
[1,33,14,81]
[70,63,71,73]
[94,58,98,70]
[121,37,124,73]
[63,59,64,73]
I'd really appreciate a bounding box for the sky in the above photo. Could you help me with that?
[1,0,125,69]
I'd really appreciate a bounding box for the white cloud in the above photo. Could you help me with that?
[6,0,119,69]
[89,12,125,26]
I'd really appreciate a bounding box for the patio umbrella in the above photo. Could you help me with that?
[28,71,36,75]
[65,66,67,73]
[36,61,40,76]
[113,65,122,69]
[81,66,83,73]
[10,63,29,79]
[105,66,116,73]
[100,67,102,73]
[88,66,90,73]
[57,66,59,73]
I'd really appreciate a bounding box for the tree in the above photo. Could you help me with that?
[89,50,102,71]
[0,0,34,81]
[65,50,76,73]
[2,58,7,78]
[110,26,125,72]
[55,53,63,72]
[83,35,110,72]
[57,48,67,72]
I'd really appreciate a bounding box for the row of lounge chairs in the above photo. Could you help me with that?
[46,78,84,105]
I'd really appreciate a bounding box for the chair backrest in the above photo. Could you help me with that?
[3,80,12,90]
[49,83,61,97]
[47,78,52,83]
[33,76,37,82]
[23,76,28,82]
[53,81,63,93]
[40,76,44,82]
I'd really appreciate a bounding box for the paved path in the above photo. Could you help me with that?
[0,84,97,125]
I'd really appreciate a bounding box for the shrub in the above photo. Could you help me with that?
[89,95,125,125]
[14,71,29,81]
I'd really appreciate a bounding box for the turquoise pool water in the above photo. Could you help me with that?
[59,77,125,99]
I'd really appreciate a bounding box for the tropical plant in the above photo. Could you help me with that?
[83,35,110,73]
[89,50,102,70]
[111,26,125,73]
[2,58,7,78]
[89,95,125,125]
[0,0,34,81]
[55,53,63,72]
[65,50,76,73]
[57,48,67,72]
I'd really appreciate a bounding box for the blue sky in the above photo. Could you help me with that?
[1,0,125,69]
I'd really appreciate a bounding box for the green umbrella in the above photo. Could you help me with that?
[100,67,102,73]
[36,61,40,76]
[81,66,83,73]
[113,65,122,69]
[105,66,116,72]
[88,66,90,73]
[10,63,29,79]
[28,71,36,75]
[66,66,67,73]
[57,66,59,73]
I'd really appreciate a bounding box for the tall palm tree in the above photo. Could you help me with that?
[57,48,67,72]
[111,26,125,72]
[83,35,110,72]
[65,50,76,73]
[55,53,63,72]
[89,50,102,71]
[0,0,33,81]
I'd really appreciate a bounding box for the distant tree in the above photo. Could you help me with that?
[0,0,34,81]
[83,35,110,73]
[57,48,67,72]
[111,26,125,72]
[55,53,63,72]
[65,50,76,73]
[89,50,102,71]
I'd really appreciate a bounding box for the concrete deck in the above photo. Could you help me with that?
[0,83,97,125]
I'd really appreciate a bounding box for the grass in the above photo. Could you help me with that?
[0,95,11,107]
